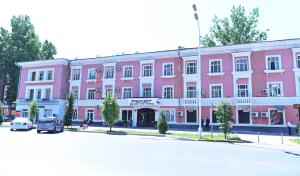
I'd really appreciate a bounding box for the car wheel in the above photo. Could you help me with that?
[37,130,41,134]
[10,129,13,131]
[51,127,56,134]
[61,127,64,132]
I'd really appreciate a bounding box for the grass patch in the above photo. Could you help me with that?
[169,133,241,141]
[0,122,11,127]
[289,138,300,145]
[93,129,161,135]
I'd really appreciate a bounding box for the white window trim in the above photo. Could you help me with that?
[207,59,225,77]
[25,85,53,100]
[122,65,134,79]
[237,84,249,97]
[264,55,284,74]
[70,67,82,81]
[160,108,177,124]
[104,67,115,79]
[209,84,223,98]
[185,61,197,75]
[161,62,175,77]
[122,87,132,99]
[27,68,55,83]
[142,64,153,77]
[87,68,97,81]
[119,108,133,121]
[267,81,284,97]
[86,88,96,100]
[268,108,285,126]
[185,109,198,124]
[162,85,174,99]
[85,108,95,121]
[235,58,249,72]
[142,86,152,97]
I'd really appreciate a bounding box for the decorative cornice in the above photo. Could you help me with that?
[16,58,69,67]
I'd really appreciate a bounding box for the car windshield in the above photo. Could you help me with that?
[39,118,54,123]
[13,118,28,122]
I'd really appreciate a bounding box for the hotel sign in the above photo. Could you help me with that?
[128,98,160,106]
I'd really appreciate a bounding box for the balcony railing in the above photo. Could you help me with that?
[182,98,198,106]
[236,97,251,105]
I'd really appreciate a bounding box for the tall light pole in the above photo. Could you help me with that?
[193,4,202,137]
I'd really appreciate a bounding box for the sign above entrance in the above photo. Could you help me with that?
[128,98,160,106]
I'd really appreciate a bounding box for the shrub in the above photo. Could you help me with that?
[157,112,168,134]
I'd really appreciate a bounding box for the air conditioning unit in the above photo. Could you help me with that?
[251,112,258,117]
[201,89,205,95]
[116,66,121,71]
[95,88,103,93]
[261,88,268,95]
[177,111,184,116]
[95,68,103,72]
[261,112,269,117]
[114,88,120,92]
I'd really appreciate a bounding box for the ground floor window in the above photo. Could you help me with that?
[270,110,284,125]
[122,110,132,121]
[238,109,250,124]
[73,110,78,120]
[160,109,176,123]
[44,109,52,117]
[86,109,94,121]
[211,110,217,123]
[186,109,197,123]
[21,109,28,118]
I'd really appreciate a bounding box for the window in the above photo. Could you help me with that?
[38,71,44,81]
[47,70,53,80]
[211,110,217,123]
[72,110,78,120]
[31,72,36,81]
[123,66,133,78]
[88,69,96,80]
[186,110,197,123]
[123,88,132,98]
[29,89,34,100]
[45,88,51,99]
[186,61,197,74]
[87,89,96,99]
[86,109,94,121]
[210,85,222,98]
[44,109,52,117]
[71,87,79,100]
[161,109,175,123]
[187,86,196,98]
[270,110,284,125]
[237,85,248,97]
[143,64,152,77]
[121,110,132,121]
[143,87,152,97]
[163,86,173,99]
[105,67,114,79]
[72,69,81,80]
[37,89,42,99]
[267,56,280,70]
[21,109,28,118]
[268,83,282,97]
[210,60,221,73]
[235,59,248,71]
[297,55,300,68]
[163,63,173,76]
[105,88,113,97]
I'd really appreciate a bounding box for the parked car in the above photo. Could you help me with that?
[10,117,33,131]
[37,117,64,133]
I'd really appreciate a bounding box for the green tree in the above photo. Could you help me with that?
[215,101,233,139]
[0,103,3,125]
[201,5,268,47]
[157,112,168,134]
[0,15,57,111]
[63,94,74,128]
[101,94,119,132]
[29,100,39,123]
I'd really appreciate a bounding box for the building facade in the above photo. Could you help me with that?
[16,39,300,131]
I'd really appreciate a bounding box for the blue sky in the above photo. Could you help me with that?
[0,0,299,58]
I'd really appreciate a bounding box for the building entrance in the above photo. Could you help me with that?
[137,108,156,127]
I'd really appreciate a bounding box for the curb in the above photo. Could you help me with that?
[65,129,166,137]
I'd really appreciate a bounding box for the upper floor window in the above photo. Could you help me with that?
[36,89,42,99]
[87,89,96,99]
[268,82,282,97]
[143,87,152,97]
[21,109,28,118]
[105,88,113,97]
[186,61,197,74]
[143,64,152,77]
[163,86,173,99]
[30,72,36,81]
[186,86,196,98]
[38,71,44,81]
[105,67,114,79]
[210,85,223,98]
[71,87,79,100]
[235,59,248,72]
[45,88,51,99]
[29,89,34,100]
[210,60,222,73]
[123,87,132,98]
[72,69,81,80]
[163,63,174,76]
[47,70,53,80]
[297,55,300,68]
[123,66,133,78]
[237,85,248,97]
[266,56,281,70]
[88,69,96,80]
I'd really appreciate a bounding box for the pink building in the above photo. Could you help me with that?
[16,39,300,132]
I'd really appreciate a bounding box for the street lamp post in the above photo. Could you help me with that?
[193,4,202,138]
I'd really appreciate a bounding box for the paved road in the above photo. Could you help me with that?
[0,128,299,176]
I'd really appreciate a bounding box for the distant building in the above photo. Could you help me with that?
[15,38,300,132]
